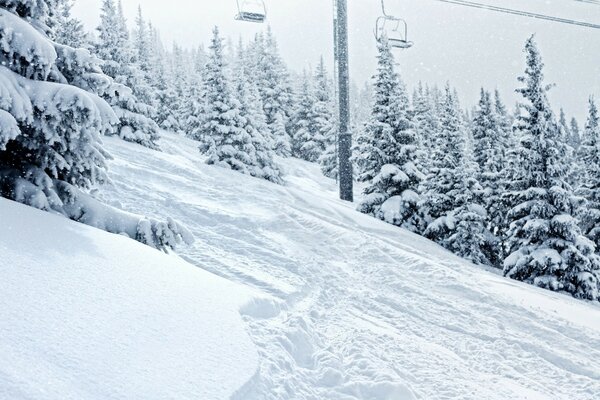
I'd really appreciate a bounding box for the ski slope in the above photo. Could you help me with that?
[93,132,599,400]
[0,198,258,400]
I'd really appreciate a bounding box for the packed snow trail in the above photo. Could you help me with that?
[101,132,600,400]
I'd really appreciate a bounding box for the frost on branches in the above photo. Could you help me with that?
[0,1,192,251]
[503,37,599,300]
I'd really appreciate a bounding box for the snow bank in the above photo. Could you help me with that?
[0,198,258,400]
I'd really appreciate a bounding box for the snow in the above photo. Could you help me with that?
[0,197,258,400]
[0,8,57,78]
[90,131,600,399]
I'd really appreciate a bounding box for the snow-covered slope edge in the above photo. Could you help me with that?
[0,198,258,400]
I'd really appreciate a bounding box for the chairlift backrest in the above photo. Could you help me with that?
[375,16,413,49]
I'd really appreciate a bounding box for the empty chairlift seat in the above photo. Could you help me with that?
[235,0,267,23]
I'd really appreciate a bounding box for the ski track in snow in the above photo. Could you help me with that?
[101,132,600,400]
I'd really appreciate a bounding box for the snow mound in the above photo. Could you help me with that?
[0,198,258,400]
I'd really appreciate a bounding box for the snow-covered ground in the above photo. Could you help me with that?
[0,198,258,400]
[2,132,599,399]
[90,132,599,399]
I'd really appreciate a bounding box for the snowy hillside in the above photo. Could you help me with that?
[0,198,258,400]
[92,132,598,399]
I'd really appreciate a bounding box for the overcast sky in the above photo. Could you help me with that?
[73,0,600,121]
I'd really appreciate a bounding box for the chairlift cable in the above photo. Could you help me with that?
[431,0,600,30]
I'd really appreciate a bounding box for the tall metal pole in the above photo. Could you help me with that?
[336,0,353,202]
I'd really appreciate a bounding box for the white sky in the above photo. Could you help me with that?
[73,0,600,121]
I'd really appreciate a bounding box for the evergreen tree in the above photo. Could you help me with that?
[290,70,319,160]
[313,57,337,175]
[570,117,581,144]
[419,85,494,264]
[94,0,159,149]
[199,27,258,175]
[236,65,283,184]
[0,0,114,213]
[48,0,87,48]
[471,88,506,265]
[233,39,282,183]
[356,38,424,231]
[248,28,293,156]
[503,37,599,300]
[412,82,438,172]
[578,98,600,249]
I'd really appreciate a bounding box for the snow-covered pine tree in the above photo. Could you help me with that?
[356,37,424,231]
[471,88,505,265]
[313,57,338,177]
[577,98,600,249]
[233,38,282,183]
[181,53,205,139]
[235,60,283,184]
[199,27,257,175]
[249,28,293,157]
[0,0,114,210]
[562,110,582,151]
[48,0,87,48]
[570,117,581,144]
[412,82,437,172]
[94,0,159,149]
[290,70,319,160]
[420,85,495,264]
[503,37,599,300]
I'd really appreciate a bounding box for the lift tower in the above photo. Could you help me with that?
[336,0,354,202]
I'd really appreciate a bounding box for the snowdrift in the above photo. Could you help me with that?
[0,198,258,400]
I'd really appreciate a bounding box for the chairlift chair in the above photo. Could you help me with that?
[235,0,267,23]
[375,0,413,49]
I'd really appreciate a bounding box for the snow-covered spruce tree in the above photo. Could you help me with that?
[503,37,599,300]
[199,27,260,176]
[0,0,191,250]
[0,0,113,210]
[412,82,437,172]
[161,43,190,134]
[48,0,87,48]
[131,6,157,111]
[313,57,338,178]
[146,24,176,132]
[94,0,159,149]
[290,70,319,160]
[356,38,424,231]
[471,88,506,265]
[577,98,600,249]
[570,117,581,145]
[234,40,282,184]
[420,86,495,264]
[248,28,293,156]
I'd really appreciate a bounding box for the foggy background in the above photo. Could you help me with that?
[73,0,600,121]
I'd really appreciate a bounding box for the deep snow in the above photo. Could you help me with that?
[0,198,258,400]
[94,132,600,399]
